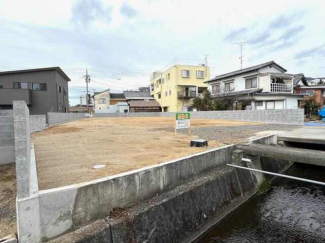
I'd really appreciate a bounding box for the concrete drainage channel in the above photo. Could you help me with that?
[3,101,310,243]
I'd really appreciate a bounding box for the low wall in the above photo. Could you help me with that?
[94,109,304,125]
[30,115,46,133]
[0,110,14,165]
[50,134,292,243]
[47,112,86,127]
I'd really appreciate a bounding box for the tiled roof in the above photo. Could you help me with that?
[110,93,125,99]
[123,91,153,99]
[206,61,287,83]
[128,100,161,107]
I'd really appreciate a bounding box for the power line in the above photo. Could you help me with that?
[92,75,139,87]
[281,43,325,64]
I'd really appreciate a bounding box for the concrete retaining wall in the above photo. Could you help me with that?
[0,110,14,165]
[50,134,292,243]
[17,134,292,242]
[94,109,304,125]
[30,115,46,133]
[47,112,86,127]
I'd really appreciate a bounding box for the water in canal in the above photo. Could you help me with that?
[199,163,325,243]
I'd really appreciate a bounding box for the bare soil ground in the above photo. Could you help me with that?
[32,117,259,190]
[0,164,16,237]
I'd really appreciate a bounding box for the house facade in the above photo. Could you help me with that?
[206,61,305,110]
[150,63,210,112]
[94,89,110,110]
[294,85,325,108]
[0,67,70,115]
[124,90,161,112]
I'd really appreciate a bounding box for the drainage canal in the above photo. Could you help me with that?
[198,163,325,243]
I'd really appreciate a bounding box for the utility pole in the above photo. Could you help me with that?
[232,41,247,69]
[204,55,208,66]
[85,69,91,113]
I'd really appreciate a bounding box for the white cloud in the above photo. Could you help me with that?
[1,0,325,105]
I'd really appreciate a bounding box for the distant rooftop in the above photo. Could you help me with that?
[206,61,287,83]
[123,91,154,99]
[128,100,161,108]
[0,67,71,81]
[110,93,125,99]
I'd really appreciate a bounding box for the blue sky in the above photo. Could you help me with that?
[1,0,325,105]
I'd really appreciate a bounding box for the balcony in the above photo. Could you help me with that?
[178,90,196,99]
[0,89,32,105]
[270,83,293,93]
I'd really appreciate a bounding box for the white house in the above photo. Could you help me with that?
[205,61,307,110]
[93,89,110,110]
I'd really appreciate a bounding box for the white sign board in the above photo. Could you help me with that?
[176,119,190,129]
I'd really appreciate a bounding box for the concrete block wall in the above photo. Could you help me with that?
[93,109,304,125]
[47,112,86,127]
[30,115,46,133]
[0,110,14,165]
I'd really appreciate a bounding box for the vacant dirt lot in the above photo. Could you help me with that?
[33,117,259,190]
[0,164,16,237]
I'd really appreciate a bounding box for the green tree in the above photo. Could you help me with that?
[304,94,321,118]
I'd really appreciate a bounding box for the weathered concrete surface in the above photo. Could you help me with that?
[94,109,304,125]
[278,126,325,145]
[47,112,85,127]
[13,101,31,198]
[29,115,46,134]
[37,145,233,240]
[49,219,112,243]
[0,110,14,165]
[237,144,325,167]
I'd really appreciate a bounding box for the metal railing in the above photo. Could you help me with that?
[177,91,196,99]
[270,83,292,93]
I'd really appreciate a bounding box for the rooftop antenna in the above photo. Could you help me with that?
[232,41,247,69]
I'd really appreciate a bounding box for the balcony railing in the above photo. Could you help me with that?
[177,91,196,99]
[270,83,292,93]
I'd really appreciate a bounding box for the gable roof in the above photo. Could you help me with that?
[206,61,287,83]
[128,100,161,108]
[110,93,125,99]
[94,89,109,96]
[0,67,71,81]
[123,91,153,99]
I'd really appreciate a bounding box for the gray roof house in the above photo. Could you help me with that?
[205,61,305,110]
[123,90,161,112]
[0,67,70,115]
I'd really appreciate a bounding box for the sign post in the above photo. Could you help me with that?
[175,112,191,135]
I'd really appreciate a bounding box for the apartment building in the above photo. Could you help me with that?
[150,62,210,112]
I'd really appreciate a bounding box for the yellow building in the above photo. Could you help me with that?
[150,64,210,112]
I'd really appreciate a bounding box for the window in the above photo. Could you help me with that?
[13,82,29,89]
[266,101,275,110]
[196,70,205,79]
[224,81,235,92]
[255,101,263,107]
[212,84,220,94]
[58,85,61,93]
[162,78,165,84]
[169,90,171,95]
[181,70,190,78]
[64,89,67,96]
[0,85,2,89]
[167,73,170,80]
[32,83,47,91]
[151,84,154,91]
[99,98,106,104]
[300,90,315,96]
[158,93,161,99]
[245,77,257,89]
[165,91,168,96]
